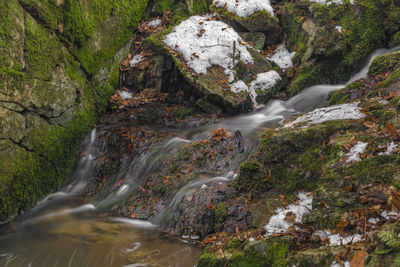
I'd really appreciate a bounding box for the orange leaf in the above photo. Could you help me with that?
[130,213,136,219]
[386,123,398,137]
[115,179,124,187]
[350,251,368,267]
[163,176,170,184]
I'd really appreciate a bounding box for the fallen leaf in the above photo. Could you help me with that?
[279,195,289,206]
[115,179,124,187]
[350,251,368,267]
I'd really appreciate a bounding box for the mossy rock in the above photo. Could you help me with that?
[19,0,149,74]
[136,25,276,113]
[0,0,147,221]
[368,51,400,77]
[282,0,398,94]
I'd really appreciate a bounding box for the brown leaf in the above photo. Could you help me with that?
[389,89,400,98]
[284,211,297,223]
[386,123,398,137]
[389,188,400,210]
[350,251,368,267]
[363,121,378,131]
[279,195,289,206]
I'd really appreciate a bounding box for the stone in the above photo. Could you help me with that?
[239,32,266,50]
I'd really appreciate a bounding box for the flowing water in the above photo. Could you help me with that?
[0,47,397,267]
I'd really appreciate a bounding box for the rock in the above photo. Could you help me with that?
[0,0,148,221]
[122,15,283,113]
[281,0,399,95]
[239,32,266,50]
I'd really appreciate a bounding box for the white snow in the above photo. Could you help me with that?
[130,54,143,67]
[230,80,248,93]
[163,15,253,76]
[346,141,368,163]
[283,102,366,128]
[378,142,398,156]
[309,0,354,5]
[147,19,162,28]
[249,70,281,93]
[335,25,343,33]
[119,91,133,100]
[381,210,400,220]
[213,0,274,17]
[368,218,380,224]
[264,192,313,235]
[229,71,281,105]
[331,260,350,267]
[269,45,296,70]
[314,230,363,246]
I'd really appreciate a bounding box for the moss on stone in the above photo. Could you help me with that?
[0,105,97,221]
[19,0,149,74]
[198,251,223,267]
[284,0,397,94]
[368,51,400,77]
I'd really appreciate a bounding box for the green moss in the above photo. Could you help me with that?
[0,105,97,220]
[368,51,400,77]
[173,107,194,119]
[17,0,149,74]
[285,0,394,93]
[195,98,218,113]
[198,252,223,267]
[188,0,212,14]
[215,202,227,224]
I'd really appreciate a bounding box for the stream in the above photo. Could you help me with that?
[0,47,397,267]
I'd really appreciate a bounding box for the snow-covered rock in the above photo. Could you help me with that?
[268,45,295,70]
[283,102,365,128]
[213,0,274,17]
[163,15,253,76]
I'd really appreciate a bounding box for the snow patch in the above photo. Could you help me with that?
[368,218,380,224]
[310,0,354,5]
[264,192,312,235]
[283,102,365,128]
[147,19,162,28]
[381,210,400,220]
[331,260,350,267]
[378,142,398,156]
[163,15,253,76]
[269,45,295,70]
[230,80,248,93]
[229,71,281,105]
[130,54,143,67]
[213,0,274,17]
[335,25,343,33]
[119,91,133,100]
[346,141,368,163]
[314,230,363,246]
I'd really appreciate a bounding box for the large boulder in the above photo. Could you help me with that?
[0,0,148,221]
[281,0,400,95]
[122,14,285,113]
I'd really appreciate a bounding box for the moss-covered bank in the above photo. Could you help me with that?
[0,0,148,221]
